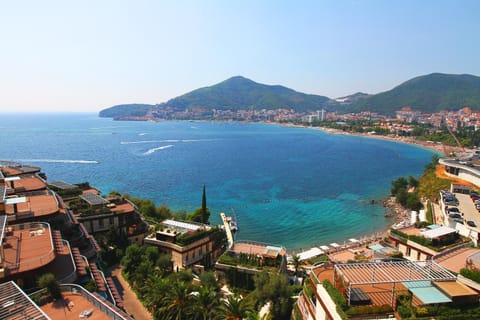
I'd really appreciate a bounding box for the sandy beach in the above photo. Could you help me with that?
[279,122,469,156]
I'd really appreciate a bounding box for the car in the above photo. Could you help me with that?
[449,213,462,219]
[471,196,480,201]
[445,201,459,206]
[467,221,476,227]
[447,207,460,213]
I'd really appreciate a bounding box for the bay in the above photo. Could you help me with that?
[0,113,437,251]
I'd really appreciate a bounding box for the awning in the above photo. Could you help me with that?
[403,281,452,304]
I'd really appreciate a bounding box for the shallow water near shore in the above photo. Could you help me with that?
[0,113,438,251]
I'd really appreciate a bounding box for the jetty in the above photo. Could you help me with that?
[220,212,235,249]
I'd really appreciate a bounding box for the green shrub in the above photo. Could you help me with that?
[460,267,480,283]
[397,305,412,319]
[322,280,347,312]
[346,304,393,316]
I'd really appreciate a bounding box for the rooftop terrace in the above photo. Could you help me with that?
[2,222,55,275]
[231,241,286,258]
[7,176,46,192]
[4,193,60,219]
[39,284,131,320]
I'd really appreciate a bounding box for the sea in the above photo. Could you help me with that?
[0,113,438,251]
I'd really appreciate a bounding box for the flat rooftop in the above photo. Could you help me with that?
[48,181,78,190]
[41,288,130,320]
[231,241,286,258]
[435,247,480,273]
[2,223,55,274]
[435,280,479,298]
[1,165,41,177]
[80,193,109,206]
[8,176,46,192]
[4,194,60,218]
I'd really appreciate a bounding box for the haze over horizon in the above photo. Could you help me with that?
[1,0,479,113]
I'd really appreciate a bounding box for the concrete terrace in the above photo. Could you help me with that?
[231,241,286,258]
[4,193,61,218]
[2,223,55,274]
[6,176,47,192]
[435,247,480,273]
[41,285,130,320]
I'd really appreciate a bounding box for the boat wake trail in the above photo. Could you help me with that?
[17,159,99,164]
[143,145,174,155]
[121,139,217,145]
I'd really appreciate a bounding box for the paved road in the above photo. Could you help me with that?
[456,193,480,229]
[109,265,153,320]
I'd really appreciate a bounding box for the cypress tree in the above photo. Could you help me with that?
[202,184,207,212]
[201,184,209,223]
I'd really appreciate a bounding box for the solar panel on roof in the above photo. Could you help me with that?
[163,219,202,231]
[0,215,7,247]
[4,196,27,205]
[80,193,108,206]
[0,185,6,202]
[48,181,78,190]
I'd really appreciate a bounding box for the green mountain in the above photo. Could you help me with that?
[99,103,154,118]
[351,73,480,115]
[163,76,330,112]
[99,76,330,118]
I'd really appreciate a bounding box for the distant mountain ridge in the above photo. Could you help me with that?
[99,73,480,118]
[99,76,330,118]
[98,103,154,118]
[350,73,480,114]
[163,76,330,112]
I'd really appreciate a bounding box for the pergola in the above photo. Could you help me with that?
[0,281,51,319]
[334,260,456,306]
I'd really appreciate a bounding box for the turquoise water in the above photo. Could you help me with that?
[0,113,437,250]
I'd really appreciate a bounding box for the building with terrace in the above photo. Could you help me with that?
[0,165,67,226]
[215,240,287,289]
[0,161,42,178]
[296,260,479,320]
[440,158,480,187]
[0,219,77,288]
[388,224,470,262]
[67,193,149,244]
[144,219,226,271]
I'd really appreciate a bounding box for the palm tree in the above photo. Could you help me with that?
[216,294,253,320]
[140,275,169,315]
[37,273,62,300]
[291,254,304,278]
[192,286,221,320]
[160,281,195,320]
[245,311,271,320]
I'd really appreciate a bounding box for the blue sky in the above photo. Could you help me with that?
[1,0,479,112]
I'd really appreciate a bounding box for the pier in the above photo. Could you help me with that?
[220,212,235,250]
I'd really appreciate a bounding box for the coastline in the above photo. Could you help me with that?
[277,122,451,156]
[275,122,445,256]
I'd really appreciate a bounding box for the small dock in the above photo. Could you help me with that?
[220,212,234,250]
